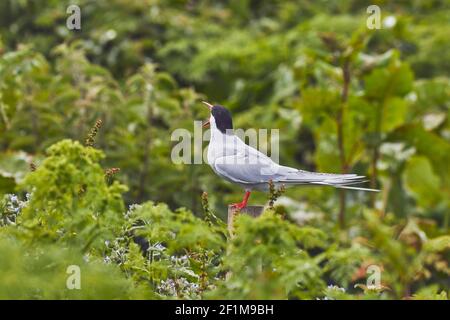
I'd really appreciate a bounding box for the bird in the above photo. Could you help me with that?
[201,101,379,210]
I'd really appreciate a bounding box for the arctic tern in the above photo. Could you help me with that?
[201,101,378,209]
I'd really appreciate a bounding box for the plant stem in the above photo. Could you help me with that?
[137,87,152,202]
[338,60,350,229]
[370,144,380,206]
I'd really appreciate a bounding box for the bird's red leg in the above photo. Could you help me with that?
[230,191,251,210]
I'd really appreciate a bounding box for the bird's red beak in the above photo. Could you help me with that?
[202,101,212,128]
[202,101,213,110]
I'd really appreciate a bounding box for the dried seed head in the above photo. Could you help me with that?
[85,119,103,147]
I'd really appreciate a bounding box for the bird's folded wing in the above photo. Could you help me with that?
[213,153,338,185]
[213,154,377,191]
[213,154,285,184]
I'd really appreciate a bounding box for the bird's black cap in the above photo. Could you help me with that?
[211,105,233,134]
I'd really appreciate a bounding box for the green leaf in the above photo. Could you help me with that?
[381,97,408,132]
[0,151,30,193]
[365,62,413,99]
[389,124,450,185]
[404,156,442,208]
[297,87,341,121]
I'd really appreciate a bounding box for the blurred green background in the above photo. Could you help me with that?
[0,0,448,300]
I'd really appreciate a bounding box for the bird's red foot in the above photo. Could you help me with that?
[230,191,251,210]
[230,202,247,210]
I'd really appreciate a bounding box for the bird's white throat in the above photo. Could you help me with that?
[207,116,239,165]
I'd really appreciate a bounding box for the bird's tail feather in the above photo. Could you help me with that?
[280,170,379,192]
[313,181,379,192]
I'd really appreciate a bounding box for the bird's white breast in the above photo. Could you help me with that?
[207,131,238,166]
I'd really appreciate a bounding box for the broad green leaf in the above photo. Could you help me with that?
[297,87,341,121]
[0,151,30,193]
[381,97,408,132]
[404,156,442,208]
[389,124,450,185]
[365,62,413,99]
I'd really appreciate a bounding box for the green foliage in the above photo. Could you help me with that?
[0,139,448,299]
[0,151,30,194]
[404,156,444,209]
[105,201,226,299]
[210,211,326,299]
[0,238,151,299]
[17,140,127,250]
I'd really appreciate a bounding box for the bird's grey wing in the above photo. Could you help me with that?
[214,154,377,191]
[214,136,378,192]
[213,153,285,184]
